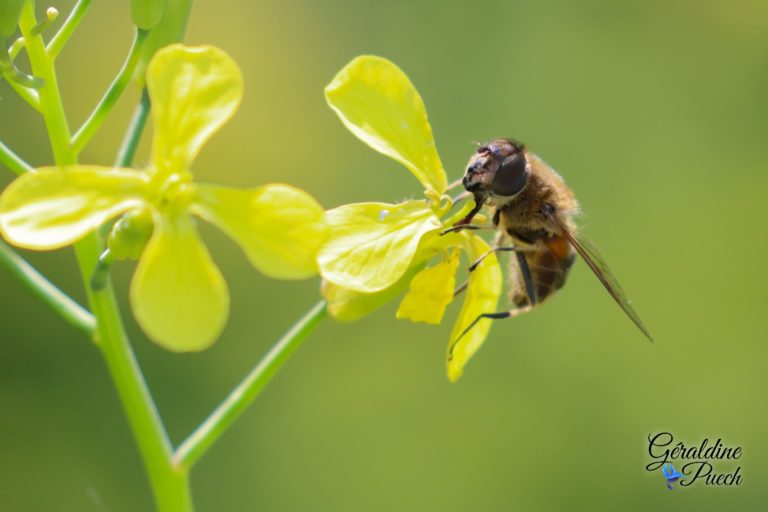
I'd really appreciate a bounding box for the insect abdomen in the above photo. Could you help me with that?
[511,235,575,307]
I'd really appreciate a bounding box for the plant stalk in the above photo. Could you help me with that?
[0,239,95,335]
[0,139,34,175]
[19,2,191,510]
[174,301,327,470]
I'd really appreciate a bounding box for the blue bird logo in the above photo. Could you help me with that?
[662,463,683,489]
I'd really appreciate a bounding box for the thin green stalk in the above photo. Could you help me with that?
[19,2,72,165]
[174,301,328,470]
[1,51,42,110]
[0,240,95,335]
[3,80,41,110]
[71,28,149,154]
[9,36,26,59]
[20,3,191,510]
[115,88,151,167]
[46,0,92,60]
[0,139,34,174]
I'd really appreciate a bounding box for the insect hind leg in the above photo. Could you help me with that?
[516,252,538,306]
[448,306,533,361]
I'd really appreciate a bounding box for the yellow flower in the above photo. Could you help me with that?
[0,45,328,352]
[319,56,502,381]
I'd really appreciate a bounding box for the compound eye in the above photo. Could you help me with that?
[492,153,528,196]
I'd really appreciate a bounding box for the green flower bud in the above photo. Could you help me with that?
[130,0,166,30]
[0,0,25,38]
[108,208,155,260]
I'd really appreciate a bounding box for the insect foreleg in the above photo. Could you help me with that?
[440,224,495,236]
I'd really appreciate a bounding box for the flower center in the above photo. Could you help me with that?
[149,168,195,214]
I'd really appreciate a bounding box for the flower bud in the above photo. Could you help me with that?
[132,0,191,86]
[107,208,155,260]
[130,0,166,30]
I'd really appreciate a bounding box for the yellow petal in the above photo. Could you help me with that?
[396,249,459,324]
[321,229,462,321]
[447,233,503,382]
[318,200,441,293]
[130,211,228,351]
[0,166,150,250]
[191,183,328,280]
[325,56,448,195]
[322,263,422,322]
[147,44,243,175]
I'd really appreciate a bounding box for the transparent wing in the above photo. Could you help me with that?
[546,210,653,342]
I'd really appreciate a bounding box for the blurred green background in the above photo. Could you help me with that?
[2,0,767,510]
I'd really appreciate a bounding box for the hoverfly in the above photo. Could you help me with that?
[446,138,651,356]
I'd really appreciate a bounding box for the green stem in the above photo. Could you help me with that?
[9,36,26,59]
[5,34,42,110]
[70,27,149,154]
[46,0,92,60]
[0,240,95,335]
[1,51,42,110]
[115,88,151,167]
[19,2,72,165]
[75,237,192,511]
[0,138,34,174]
[174,301,327,470]
[3,79,41,110]
[20,3,191,510]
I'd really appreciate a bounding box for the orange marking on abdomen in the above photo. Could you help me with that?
[545,235,571,261]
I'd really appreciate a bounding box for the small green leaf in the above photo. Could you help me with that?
[0,167,151,250]
[147,44,243,176]
[447,233,502,382]
[131,211,228,352]
[325,56,448,195]
[397,249,459,324]
[191,183,328,280]
[318,200,441,293]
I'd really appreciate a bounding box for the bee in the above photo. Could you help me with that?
[447,138,651,355]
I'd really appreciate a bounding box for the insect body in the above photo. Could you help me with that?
[449,138,651,354]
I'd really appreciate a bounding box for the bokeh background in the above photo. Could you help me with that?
[2,1,767,510]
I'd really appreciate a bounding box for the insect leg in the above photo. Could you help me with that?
[516,252,538,306]
[455,198,483,225]
[468,246,532,273]
[440,224,495,236]
[448,305,533,360]
[453,280,468,298]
